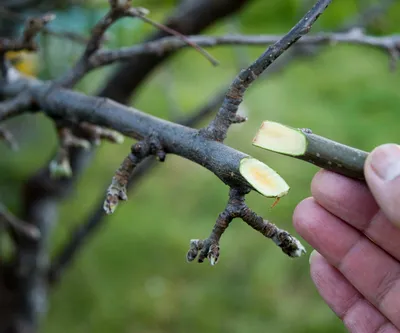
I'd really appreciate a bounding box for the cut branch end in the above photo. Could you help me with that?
[253,121,307,156]
[239,157,289,198]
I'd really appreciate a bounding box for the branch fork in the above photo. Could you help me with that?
[187,188,306,266]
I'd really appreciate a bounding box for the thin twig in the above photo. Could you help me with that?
[200,0,332,142]
[86,30,400,73]
[56,2,218,88]
[128,7,218,66]
[0,126,18,150]
[0,202,40,239]
[0,92,33,122]
[0,14,54,53]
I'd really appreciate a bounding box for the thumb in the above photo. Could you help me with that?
[364,144,400,227]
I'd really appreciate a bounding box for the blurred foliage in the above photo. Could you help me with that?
[1,0,400,332]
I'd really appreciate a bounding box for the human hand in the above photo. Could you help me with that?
[293,144,400,333]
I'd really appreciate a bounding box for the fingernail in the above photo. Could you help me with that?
[369,144,400,181]
[309,250,320,264]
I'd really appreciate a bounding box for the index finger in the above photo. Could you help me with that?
[311,170,400,261]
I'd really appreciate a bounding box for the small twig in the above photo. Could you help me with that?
[0,126,18,150]
[0,14,55,53]
[341,0,396,31]
[252,121,368,181]
[200,0,332,142]
[0,92,33,122]
[57,3,218,88]
[77,122,124,146]
[187,188,306,265]
[49,123,124,179]
[128,7,218,66]
[0,6,88,44]
[49,127,91,179]
[0,202,40,239]
[104,137,166,214]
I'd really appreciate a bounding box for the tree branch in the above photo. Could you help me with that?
[0,202,40,239]
[200,0,332,142]
[56,2,217,88]
[187,188,306,265]
[0,125,18,150]
[67,29,398,80]
[97,0,253,103]
[0,92,33,122]
[0,13,54,53]
[48,89,225,284]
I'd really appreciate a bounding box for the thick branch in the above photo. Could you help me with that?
[252,121,368,180]
[201,0,332,142]
[0,73,265,193]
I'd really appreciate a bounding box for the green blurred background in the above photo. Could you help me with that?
[1,0,400,332]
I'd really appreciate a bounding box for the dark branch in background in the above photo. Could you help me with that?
[0,6,88,44]
[98,0,253,103]
[0,203,40,239]
[0,13,54,53]
[71,29,400,80]
[56,1,217,88]
[0,92,32,122]
[200,0,333,142]
[340,0,397,31]
[0,126,18,150]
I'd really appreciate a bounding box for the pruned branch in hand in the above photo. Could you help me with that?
[252,121,369,180]
[187,188,306,266]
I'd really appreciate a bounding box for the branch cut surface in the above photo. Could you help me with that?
[239,157,289,198]
[253,121,368,180]
[253,121,307,156]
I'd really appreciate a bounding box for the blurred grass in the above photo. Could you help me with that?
[1,0,400,332]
